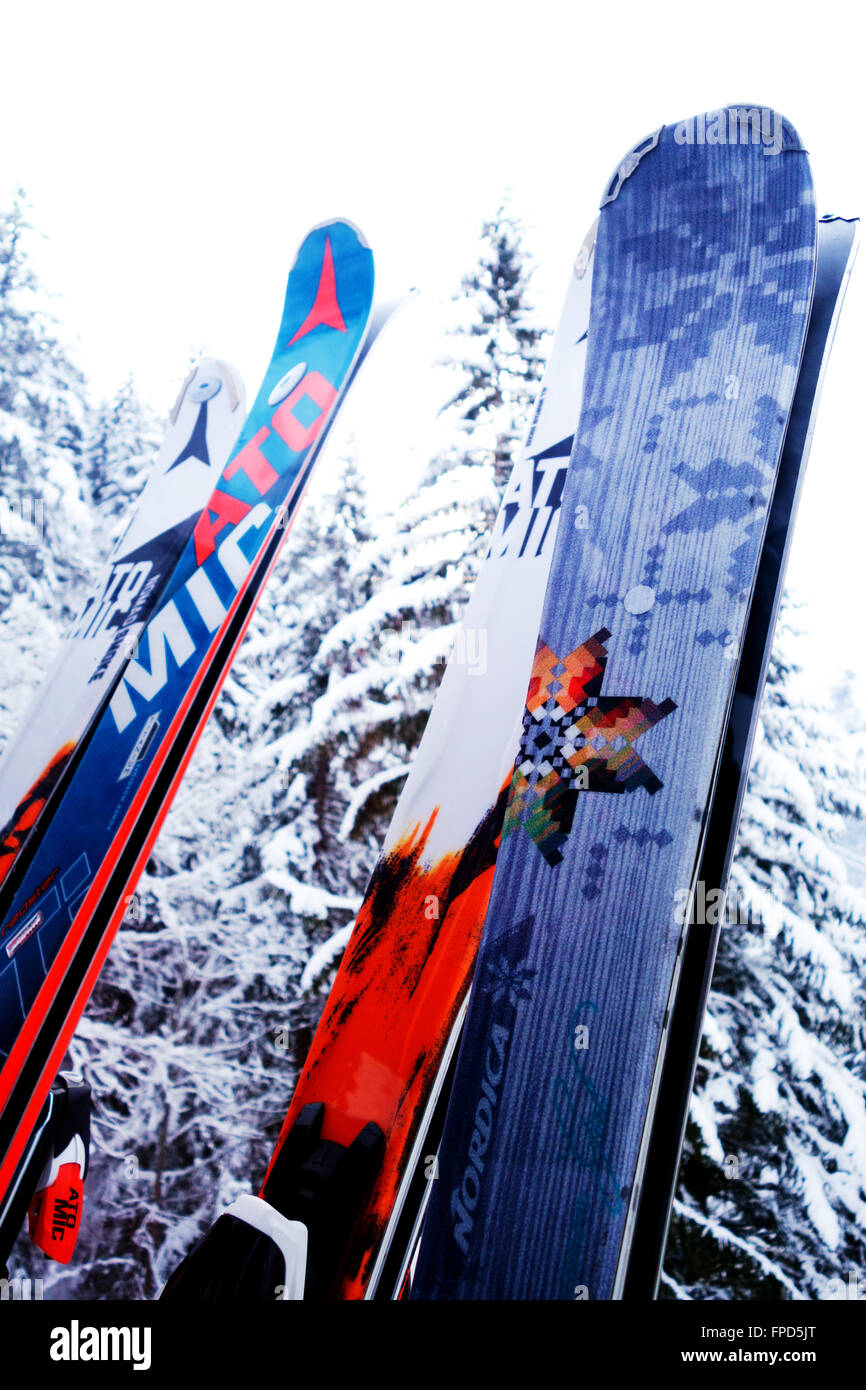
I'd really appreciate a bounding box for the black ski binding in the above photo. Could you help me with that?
[161,1103,384,1301]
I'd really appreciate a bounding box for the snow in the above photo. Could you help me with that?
[262,665,407,767]
[673,1199,805,1299]
[787,1141,841,1250]
[751,1047,781,1113]
[262,869,361,920]
[300,927,353,990]
[338,763,411,841]
[689,1091,725,1163]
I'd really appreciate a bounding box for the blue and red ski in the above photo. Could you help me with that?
[0,220,379,1260]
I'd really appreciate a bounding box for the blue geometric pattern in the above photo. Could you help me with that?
[413,108,817,1301]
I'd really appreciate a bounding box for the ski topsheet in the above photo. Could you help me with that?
[162,235,595,1302]
[0,359,246,890]
[411,108,818,1301]
[621,213,859,1298]
[0,221,377,1232]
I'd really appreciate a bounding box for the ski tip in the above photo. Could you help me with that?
[599,107,815,213]
[816,214,860,264]
[168,359,245,425]
[304,217,370,249]
[206,359,246,413]
[719,103,806,151]
[818,213,860,226]
[574,218,599,279]
[368,291,417,337]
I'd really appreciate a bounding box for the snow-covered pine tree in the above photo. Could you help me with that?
[441,197,547,491]
[832,671,866,896]
[86,377,161,553]
[0,199,173,1295]
[0,193,93,740]
[663,603,866,1300]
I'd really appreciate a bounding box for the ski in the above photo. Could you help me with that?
[161,226,596,1301]
[0,220,380,1264]
[621,213,859,1299]
[0,359,246,894]
[410,107,821,1300]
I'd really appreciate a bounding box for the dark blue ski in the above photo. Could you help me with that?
[412,107,818,1301]
[620,213,858,1299]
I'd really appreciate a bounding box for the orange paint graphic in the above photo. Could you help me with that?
[266,784,510,1298]
[0,742,76,888]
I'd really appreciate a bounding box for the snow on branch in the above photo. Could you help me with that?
[263,866,361,920]
[300,926,353,991]
[673,1200,804,1298]
[338,763,411,841]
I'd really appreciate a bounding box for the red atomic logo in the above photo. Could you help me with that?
[288,236,347,346]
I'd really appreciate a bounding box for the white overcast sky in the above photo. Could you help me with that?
[1,0,863,691]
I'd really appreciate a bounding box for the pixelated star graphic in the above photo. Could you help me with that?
[504,628,676,866]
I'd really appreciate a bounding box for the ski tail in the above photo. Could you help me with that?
[161,1104,384,1301]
